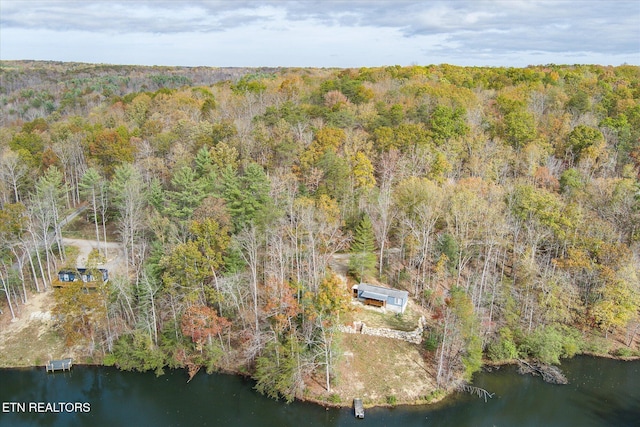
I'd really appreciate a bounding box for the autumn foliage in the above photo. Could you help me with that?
[181,304,230,346]
[0,62,638,400]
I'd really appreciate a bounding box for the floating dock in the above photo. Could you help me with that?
[354,398,364,419]
[46,358,73,372]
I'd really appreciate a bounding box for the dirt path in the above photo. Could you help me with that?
[329,253,350,278]
[62,238,124,273]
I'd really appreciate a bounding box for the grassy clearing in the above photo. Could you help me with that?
[343,301,423,332]
[307,332,438,406]
[0,321,66,368]
[306,298,439,406]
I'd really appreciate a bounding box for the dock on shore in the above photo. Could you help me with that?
[46,358,73,372]
[354,398,364,419]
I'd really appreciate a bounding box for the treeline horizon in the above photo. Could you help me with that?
[1,61,639,401]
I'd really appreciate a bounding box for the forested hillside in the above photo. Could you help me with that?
[1,61,639,402]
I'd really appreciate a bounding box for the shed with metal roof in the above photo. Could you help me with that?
[352,283,409,313]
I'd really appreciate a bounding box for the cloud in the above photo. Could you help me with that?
[0,0,638,66]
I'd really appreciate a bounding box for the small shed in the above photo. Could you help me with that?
[352,283,409,314]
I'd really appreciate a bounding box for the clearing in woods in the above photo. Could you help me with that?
[0,235,124,367]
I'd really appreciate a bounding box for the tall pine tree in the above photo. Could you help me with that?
[348,215,376,282]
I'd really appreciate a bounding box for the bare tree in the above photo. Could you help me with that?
[236,223,261,333]
[365,184,398,278]
[396,178,444,298]
[28,193,58,287]
[0,149,29,204]
[24,209,49,290]
[111,164,147,275]
[0,266,16,319]
[52,133,87,207]
[79,168,110,256]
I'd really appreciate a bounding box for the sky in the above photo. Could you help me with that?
[1,0,639,68]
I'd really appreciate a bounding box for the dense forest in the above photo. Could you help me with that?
[1,61,639,402]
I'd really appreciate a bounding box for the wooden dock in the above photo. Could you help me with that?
[46,358,73,372]
[353,398,364,419]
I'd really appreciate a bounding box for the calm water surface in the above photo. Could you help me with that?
[0,356,638,426]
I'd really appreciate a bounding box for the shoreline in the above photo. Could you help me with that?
[1,352,638,410]
[1,290,637,409]
[0,360,449,409]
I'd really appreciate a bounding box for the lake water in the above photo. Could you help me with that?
[0,356,638,426]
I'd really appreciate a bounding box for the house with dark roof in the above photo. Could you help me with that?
[352,283,409,314]
[55,268,108,288]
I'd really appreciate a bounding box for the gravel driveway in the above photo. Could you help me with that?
[62,238,124,274]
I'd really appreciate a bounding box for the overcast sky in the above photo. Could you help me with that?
[1,0,639,67]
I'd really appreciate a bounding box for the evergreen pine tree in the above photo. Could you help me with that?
[165,166,207,220]
[348,215,377,281]
[223,163,273,231]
